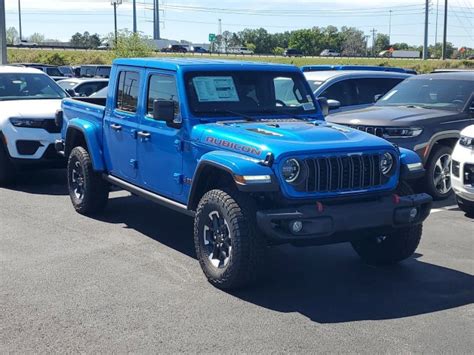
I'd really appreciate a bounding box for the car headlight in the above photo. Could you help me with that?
[383,127,423,138]
[459,135,474,148]
[9,117,45,128]
[282,158,301,183]
[380,152,395,176]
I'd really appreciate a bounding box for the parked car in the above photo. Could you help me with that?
[284,48,303,57]
[191,46,209,53]
[227,47,254,55]
[320,49,340,57]
[303,70,411,113]
[451,125,474,215]
[58,66,75,78]
[56,58,431,289]
[89,86,108,98]
[0,66,67,185]
[79,65,111,78]
[15,63,68,81]
[301,65,416,74]
[57,78,109,97]
[327,72,474,200]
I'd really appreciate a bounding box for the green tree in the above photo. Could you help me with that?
[114,30,153,58]
[340,27,366,56]
[28,33,45,44]
[6,27,19,45]
[428,42,455,59]
[374,33,390,55]
[70,31,102,49]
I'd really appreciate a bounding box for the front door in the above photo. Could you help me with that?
[137,72,183,198]
[103,70,141,182]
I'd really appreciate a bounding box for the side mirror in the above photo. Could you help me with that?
[153,99,181,127]
[327,99,341,110]
[65,88,76,97]
[317,97,329,116]
[374,94,383,102]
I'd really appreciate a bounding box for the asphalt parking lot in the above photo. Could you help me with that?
[1,169,473,353]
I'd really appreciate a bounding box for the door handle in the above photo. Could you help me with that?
[137,131,151,140]
[110,123,122,131]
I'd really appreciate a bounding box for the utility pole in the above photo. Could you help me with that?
[435,0,439,45]
[153,0,160,40]
[442,0,448,60]
[371,28,377,57]
[132,0,137,33]
[423,0,429,60]
[218,18,222,52]
[18,0,22,41]
[1,0,7,64]
[111,0,122,45]
[388,10,392,44]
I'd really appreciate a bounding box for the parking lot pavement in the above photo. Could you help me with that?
[1,169,473,353]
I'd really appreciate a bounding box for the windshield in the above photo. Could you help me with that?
[376,77,474,111]
[0,73,67,101]
[58,80,77,89]
[185,71,317,117]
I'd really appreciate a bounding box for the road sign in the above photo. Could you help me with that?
[209,33,216,42]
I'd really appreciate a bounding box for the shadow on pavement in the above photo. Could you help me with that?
[97,194,474,324]
[5,169,68,196]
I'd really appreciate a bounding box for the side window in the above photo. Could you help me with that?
[354,78,404,105]
[320,80,357,107]
[116,71,140,113]
[147,74,180,118]
[76,83,103,97]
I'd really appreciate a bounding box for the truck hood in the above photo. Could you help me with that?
[0,99,62,120]
[193,119,394,161]
[326,105,460,126]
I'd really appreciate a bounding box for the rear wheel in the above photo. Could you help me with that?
[424,145,453,200]
[0,142,15,186]
[194,189,266,289]
[351,182,422,265]
[67,146,109,215]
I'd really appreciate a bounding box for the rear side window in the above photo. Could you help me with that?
[353,78,404,105]
[320,80,357,107]
[76,82,108,97]
[147,74,179,117]
[116,71,140,113]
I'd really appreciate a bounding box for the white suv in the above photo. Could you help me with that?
[0,66,67,185]
[451,125,474,215]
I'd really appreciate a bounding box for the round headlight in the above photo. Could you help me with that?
[282,158,301,183]
[380,152,394,175]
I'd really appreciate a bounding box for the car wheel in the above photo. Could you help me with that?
[425,145,453,200]
[456,195,474,216]
[0,141,15,186]
[67,146,109,215]
[351,182,422,265]
[194,189,266,289]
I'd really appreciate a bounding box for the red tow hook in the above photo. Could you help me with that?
[392,194,401,204]
[316,201,324,212]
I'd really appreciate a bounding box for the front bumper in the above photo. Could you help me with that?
[257,193,432,245]
[451,144,474,202]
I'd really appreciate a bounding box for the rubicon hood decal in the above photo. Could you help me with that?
[205,136,262,156]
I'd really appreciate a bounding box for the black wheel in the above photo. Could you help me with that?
[0,142,15,186]
[67,146,109,215]
[351,182,422,265]
[424,145,453,200]
[194,189,266,289]
[456,196,474,216]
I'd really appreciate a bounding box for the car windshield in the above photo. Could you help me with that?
[376,77,474,111]
[0,73,67,101]
[58,80,77,89]
[185,71,317,117]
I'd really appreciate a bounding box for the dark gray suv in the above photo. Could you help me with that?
[327,72,474,200]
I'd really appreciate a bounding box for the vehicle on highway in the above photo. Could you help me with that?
[320,49,340,57]
[379,50,420,59]
[303,69,411,113]
[161,45,188,53]
[14,63,68,81]
[57,78,109,97]
[191,46,209,53]
[16,40,38,48]
[284,48,303,57]
[327,72,474,200]
[56,58,431,289]
[0,66,67,185]
[452,125,474,215]
[80,65,111,78]
[227,47,254,55]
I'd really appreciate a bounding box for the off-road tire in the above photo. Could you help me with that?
[67,146,109,215]
[0,142,15,186]
[194,188,266,289]
[351,181,422,265]
[456,196,474,216]
[424,145,453,200]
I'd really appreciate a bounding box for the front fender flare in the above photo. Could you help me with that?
[399,147,425,180]
[66,118,105,171]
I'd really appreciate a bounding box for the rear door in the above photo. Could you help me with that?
[136,71,183,198]
[103,69,142,182]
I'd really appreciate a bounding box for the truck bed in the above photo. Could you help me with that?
[61,97,106,142]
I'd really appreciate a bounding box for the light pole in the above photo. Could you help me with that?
[18,0,22,41]
[132,0,137,33]
[1,0,7,64]
[111,0,122,45]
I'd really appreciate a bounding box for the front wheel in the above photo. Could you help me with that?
[424,145,453,200]
[351,182,422,265]
[67,146,109,215]
[194,189,266,289]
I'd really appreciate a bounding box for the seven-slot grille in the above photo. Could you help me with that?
[349,125,384,137]
[298,153,390,193]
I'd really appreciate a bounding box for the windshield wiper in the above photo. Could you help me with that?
[210,109,259,121]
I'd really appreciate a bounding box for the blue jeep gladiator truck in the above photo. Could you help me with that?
[56,58,432,289]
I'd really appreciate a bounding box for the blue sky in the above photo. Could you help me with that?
[4,0,473,48]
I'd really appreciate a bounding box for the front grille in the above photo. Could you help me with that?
[349,125,384,137]
[299,153,389,193]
